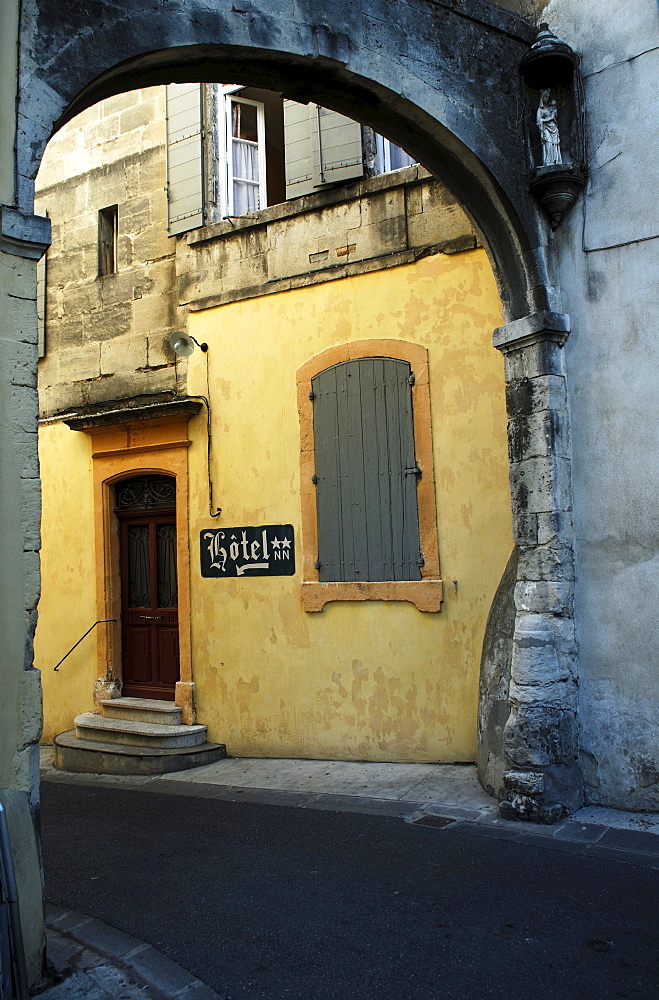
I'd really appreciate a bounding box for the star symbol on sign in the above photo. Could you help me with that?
[281,537,291,551]
[271,537,281,549]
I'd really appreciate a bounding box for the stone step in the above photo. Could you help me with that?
[100,697,182,726]
[74,713,207,749]
[54,731,227,776]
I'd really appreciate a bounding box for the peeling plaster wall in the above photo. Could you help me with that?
[545,0,659,809]
[33,86,512,759]
[34,421,97,742]
[186,250,512,761]
[35,247,513,760]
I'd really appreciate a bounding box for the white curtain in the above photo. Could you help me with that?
[232,140,260,214]
[230,101,260,214]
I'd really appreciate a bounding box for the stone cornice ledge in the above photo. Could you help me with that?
[0,206,51,260]
[63,399,203,431]
[493,312,571,353]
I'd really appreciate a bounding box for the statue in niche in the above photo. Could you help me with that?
[536,89,562,166]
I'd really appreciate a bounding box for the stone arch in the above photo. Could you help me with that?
[20,0,549,320]
[13,0,581,820]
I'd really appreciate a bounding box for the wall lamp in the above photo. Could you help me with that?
[169,331,208,355]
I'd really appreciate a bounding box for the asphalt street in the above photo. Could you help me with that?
[40,781,659,1000]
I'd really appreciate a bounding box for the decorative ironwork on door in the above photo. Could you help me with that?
[127,525,151,607]
[115,474,177,512]
[157,524,178,608]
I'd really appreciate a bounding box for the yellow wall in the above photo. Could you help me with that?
[36,248,512,761]
[185,248,512,761]
[36,423,97,743]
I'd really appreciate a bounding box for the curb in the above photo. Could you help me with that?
[44,905,223,1000]
[404,807,659,869]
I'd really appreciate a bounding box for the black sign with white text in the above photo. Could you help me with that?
[200,525,295,578]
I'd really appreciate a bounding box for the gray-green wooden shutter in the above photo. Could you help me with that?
[165,83,204,235]
[312,358,422,583]
[283,100,314,199]
[284,101,364,199]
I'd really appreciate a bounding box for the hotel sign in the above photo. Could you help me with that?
[201,525,295,578]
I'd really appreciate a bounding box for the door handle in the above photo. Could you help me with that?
[138,615,163,620]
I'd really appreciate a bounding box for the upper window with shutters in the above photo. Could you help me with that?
[165,83,416,235]
[296,342,443,613]
[224,95,267,216]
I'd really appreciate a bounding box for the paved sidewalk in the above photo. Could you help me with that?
[41,749,659,868]
[37,905,222,1000]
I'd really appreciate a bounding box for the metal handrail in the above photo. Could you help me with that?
[0,802,28,1000]
[53,620,117,671]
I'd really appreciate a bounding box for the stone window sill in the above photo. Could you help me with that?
[301,580,443,613]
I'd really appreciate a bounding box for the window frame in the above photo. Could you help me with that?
[297,340,443,612]
[374,135,417,175]
[97,204,118,276]
[221,94,268,218]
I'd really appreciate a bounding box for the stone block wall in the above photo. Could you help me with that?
[35,87,178,417]
[179,166,478,310]
[487,318,581,822]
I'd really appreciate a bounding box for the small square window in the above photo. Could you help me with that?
[98,205,118,276]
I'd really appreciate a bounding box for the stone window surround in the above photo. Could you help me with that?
[296,339,443,613]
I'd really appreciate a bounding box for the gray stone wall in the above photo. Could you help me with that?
[477,547,517,797]
[20,0,547,322]
[488,316,581,821]
[489,0,551,17]
[0,219,48,983]
[545,0,659,810]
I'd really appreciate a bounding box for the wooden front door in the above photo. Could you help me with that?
[119,509,180,700]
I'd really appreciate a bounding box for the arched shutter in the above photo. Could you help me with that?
[165,83,204,235]
[312,358,422,582]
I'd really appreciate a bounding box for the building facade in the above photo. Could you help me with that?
[34,85,513,765]
[1,0,658,983]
